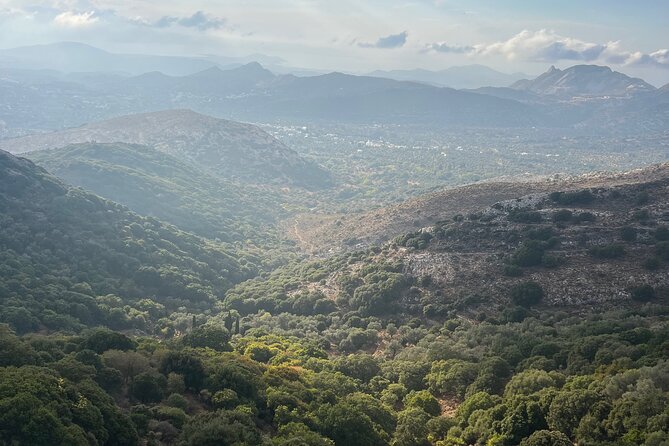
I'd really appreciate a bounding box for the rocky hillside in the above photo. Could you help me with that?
[288,164,669,254]
[0,109,332,189]
[251,165,669,320]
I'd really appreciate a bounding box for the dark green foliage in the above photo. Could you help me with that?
[397,230,433,249]
[511,240,546,267]
[508,210,543,223]
[29,143,284,245]
[183,325,231,351]
[82,329,135,353]
[179,410,262,446]
[655,226,669,241]
[656,241,669,260]
[519,430,571,446]
[589,244,625,259]
[620,226,637,242]
[510,281,544,307]
[643,257,661,270]
[130,372,165,403]
[630,285,656,302]
[572,212,596,223]
[551,209,573,223]
[0,151,256,332]
[549,190,594,205]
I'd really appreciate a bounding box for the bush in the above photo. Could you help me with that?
[510,282,544,307]
[655,226,669,241]
[550,190,594,205]
[520,430,571,446]
[541,254,563,268]
[631,285,656,302]
[620,227,637,242]
[589,244,625,259]
[655,242,669,261]
[511,241,546,267]
[643,257,661,270]
[552,210,573,223]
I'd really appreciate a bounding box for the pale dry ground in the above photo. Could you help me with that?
[285,163,669,256]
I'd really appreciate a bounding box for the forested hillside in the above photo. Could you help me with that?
[0,149,259,334]
[28,142,285,246]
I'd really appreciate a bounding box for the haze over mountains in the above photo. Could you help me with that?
[368,65,530,89]
[1,42,668,137]
[1,109,331,189]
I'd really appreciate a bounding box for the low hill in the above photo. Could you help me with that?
[27,142,284,245]
[0,109,332,189]
[0,149,259,333]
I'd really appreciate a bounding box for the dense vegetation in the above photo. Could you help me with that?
[29,143,285,246]
[1,302,666,445]
[0,151,258,333]
[1,147,668,445]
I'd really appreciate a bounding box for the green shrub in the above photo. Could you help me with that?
[550,190,594,205]
[655,226,669,241]
[510,282,544,307]
[655,242,669,260]
[631,285,656,302]
[620,227,637,242]
[643,257,661,270]
[552,210,573,223]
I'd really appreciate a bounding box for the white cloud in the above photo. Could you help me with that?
[475,29,606,62]
[53,10,98,28]
[426,30,669,68]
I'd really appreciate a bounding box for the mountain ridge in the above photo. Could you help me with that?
[0,109,332,189]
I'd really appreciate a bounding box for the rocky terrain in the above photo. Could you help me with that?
[287,164,669,255]
[274,164,669,316]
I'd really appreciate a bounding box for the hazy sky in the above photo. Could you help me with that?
[1,0,668,84]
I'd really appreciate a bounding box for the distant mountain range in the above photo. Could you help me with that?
[0,42,667,134]
[0,110,332,189]
[0,42,285,76]
[368,65,530,89]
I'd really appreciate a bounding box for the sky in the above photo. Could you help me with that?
[1,0,668,85]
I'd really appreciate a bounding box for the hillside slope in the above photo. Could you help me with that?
[27,142,283,245]
[232,167,669,319]
[0,149,258,333]
[289,164,669,254]
[0,109,332,189]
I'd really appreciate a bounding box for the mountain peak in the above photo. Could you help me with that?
[513,64,655,97]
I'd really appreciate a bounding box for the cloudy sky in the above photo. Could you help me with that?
[1,0,668,84]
